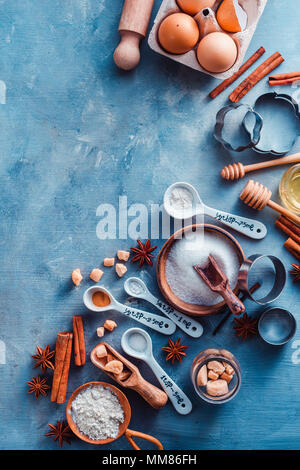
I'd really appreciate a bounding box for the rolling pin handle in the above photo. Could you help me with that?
[113,31,141,71]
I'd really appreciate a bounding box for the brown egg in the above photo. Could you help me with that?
[158,13,200,54]
[177,0,215,15]
[196,32,237,73]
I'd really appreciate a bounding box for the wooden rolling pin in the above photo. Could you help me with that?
[240,180,300,226]
[91,342,168,409]
[113,0,154,70]
[221,152,300,181]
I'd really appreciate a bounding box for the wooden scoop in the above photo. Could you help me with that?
[194,255,245,316]
[90,342,168,409]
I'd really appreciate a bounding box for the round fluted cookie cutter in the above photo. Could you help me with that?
[238,254,286,305]
[214,103,263,152]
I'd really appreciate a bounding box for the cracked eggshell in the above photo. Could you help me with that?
[216,0,248,33]
[148,0,268,79]
[177,0,215,15]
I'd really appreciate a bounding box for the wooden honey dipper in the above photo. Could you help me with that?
[113,0,154,71]
[221,152,300,181]
[240,180,300,226]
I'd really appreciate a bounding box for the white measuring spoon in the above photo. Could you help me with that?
[163,182,267,240]
[124,277,203,338]
[121,328,193,415]
[83,286,176,335]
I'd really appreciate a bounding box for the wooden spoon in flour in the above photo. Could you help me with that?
[194,255,245,316]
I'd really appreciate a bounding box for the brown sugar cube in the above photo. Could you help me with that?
[104,320,117,332]
[117,250,130,262]
[104,360,123,375]
[106,353,115,363]
[89,268,104,283]
[208,370,219,381]
[116,263,127,278]
[225,364,235,376]
[206,379,228,397]
[104,258,115,267]
[95,344,107,359]
[197,365,207,387]
[207,360,225,375]
[115,370,131,381]
[72,269,83,286]
[220,372,233,384]
[96,327,105,338]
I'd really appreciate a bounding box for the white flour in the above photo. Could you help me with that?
[71,385,124,440]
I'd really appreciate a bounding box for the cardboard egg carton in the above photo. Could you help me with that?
[148,0,268,79]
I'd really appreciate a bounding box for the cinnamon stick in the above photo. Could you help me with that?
[269,72,300,80]
[276,216,300,236]
[73,315,85,366]
[275,217,300,244]
[51,331,73,404]
[269,77,300,86]
[284,238,300,261]
[229,52,284,103]
[209,47,265,99]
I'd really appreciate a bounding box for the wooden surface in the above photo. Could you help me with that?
[0,0,299,450]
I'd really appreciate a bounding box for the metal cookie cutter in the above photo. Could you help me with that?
[214,103,263,152]
[238,254,286,305]
[214,92,300,156]
[243,92,300,156]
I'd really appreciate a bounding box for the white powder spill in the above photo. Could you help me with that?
[166,231,241,306]
[71,385,124,440]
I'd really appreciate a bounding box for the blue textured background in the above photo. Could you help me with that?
[0,0,300,450]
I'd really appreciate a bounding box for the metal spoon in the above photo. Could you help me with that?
[121,328,193,415]
[83,286,176,335]
[124,277,203,338]
[163,181,267,239]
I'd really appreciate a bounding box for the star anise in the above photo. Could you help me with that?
[45,421,73,448]
[162,338,188,364]
[130,239,157,267]
[27,375,50,399]
[32,345,55,373]
[289,263,300,282]
[234,313,258,340]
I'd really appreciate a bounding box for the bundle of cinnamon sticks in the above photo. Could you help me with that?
[229,52,284,103]
[269,72,300,86]
[51,332,73,404]
[275,216,300,260]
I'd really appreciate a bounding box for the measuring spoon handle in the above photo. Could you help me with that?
[147,357,192,415]
[204,205,267,239]
[116,303,176,335]
[146,293,203,338]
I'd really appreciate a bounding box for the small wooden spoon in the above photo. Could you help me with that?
[91,342,168,409]
[194,255,245,315]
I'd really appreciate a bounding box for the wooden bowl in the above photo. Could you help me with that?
[66,381,131,445]
[156,224,245,316]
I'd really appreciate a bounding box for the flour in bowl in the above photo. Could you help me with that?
[71,385,124,440]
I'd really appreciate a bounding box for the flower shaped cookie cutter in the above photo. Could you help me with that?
[214,92,300,156]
